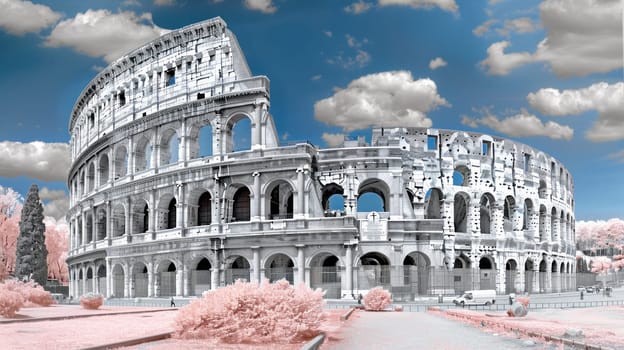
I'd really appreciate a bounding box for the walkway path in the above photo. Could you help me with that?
[326,310,556,350]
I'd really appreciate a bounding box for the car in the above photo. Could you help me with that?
[586,286,594,293]
[577,286,586,292]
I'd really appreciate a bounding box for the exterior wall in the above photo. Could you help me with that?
[66,17,576,299]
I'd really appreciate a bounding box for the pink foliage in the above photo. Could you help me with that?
[1,279,54,307]
[516,296,530,307]
[576,218,624,250]
[0,283,23,317]
[362,287,392,311]
[80,293,104,310]
[174,279,325,344]
[591,256,612,273]
[0,186,69,283]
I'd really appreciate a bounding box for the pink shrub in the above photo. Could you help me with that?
[80,293,104,310]
[363,287,391,311]
[516,296,530,307]
[174,279,325,344]
[1,279,53,307]
[0,283,23,317]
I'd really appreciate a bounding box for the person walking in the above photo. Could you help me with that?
[170,297,176,307]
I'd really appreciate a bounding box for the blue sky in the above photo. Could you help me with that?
[0,0,621,221]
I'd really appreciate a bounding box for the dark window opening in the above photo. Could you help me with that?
[197,93,205,100]
[88,113,95,129]
[166,69,175,87]
[427,135,437,150]
[167,198,177,229]
[482,141,491,155]
[119,91,126,106]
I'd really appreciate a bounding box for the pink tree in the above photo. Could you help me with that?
[44,217,69,284]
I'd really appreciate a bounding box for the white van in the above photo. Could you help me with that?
[453,290,496,307]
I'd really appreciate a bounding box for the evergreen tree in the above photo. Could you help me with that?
[14,185,47,286]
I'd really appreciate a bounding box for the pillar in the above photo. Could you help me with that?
[251,172,261,221]
[176,183,184,228]
[149,190,156,233]
[252,246,260,283]
[211,267,219,290]
[296,245,305,286]
[345,244,353,297]
[296,168,306,219]
[106,258,112,298]
[182,262,189,297]
[147,261,154,297]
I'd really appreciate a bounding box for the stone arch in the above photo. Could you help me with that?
[503,195,515,232]
[538,179,548,199]
[224,113,252,153]
[357,178,390,212]
[132,198,149,234]
[112,264,125,298]
[97,265,106,295]
[134,136,152,172]
[524,258,534,293]
[522,198,534,231]
[159,127,179,166]
[224,255,250,284]
[539,258,548,293]
[131,262,149,297]
[112,204,126,237]
[560,211,566,242]
[265,253,294,284]
[87,162,95,193]
[453,192,469,233]
[156,193,177,230]
[99,153,110,186]
[480,193,495,234]
[85,212,93,243]
[551,207,558,241]
[157,259,177,297]
[505,259,518,294]
[358,252,391,288]
[79,169,85,197]
[113,145,128,179]
[453,165,471,186]
[229,185,250,222]
[188,121,213,159]
[191,257,212,296]
[403,252,430,295]
[309,252,342,298]
[322,183,344,215]
[479,256,496,290]
[197,192,213,226]
[265,179,294,220]
[86,266,94,294]
[96,207,107,240]
[425,188,443,219]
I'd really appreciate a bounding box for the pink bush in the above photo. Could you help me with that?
[363,287,391,311]
[174,279,325,344]
[80,293,104,310]
[0,283,23,317]
[1,279,53,307]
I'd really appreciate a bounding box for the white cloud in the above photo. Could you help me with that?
[496,17,537,36]
[311,75,322,81]
[322,133,346,147]
[154,0,175,5]
[45,9,169,63]
[314,71,449,132]
[528,82,624,142]
[346,34,368,48]
[473,19,497,36]
[0,0,61,35]
[608,149,624,163]
[462,108,573,140]
[244,0,277,14]
[378,0,458,13]
[488,0,503,4]
[429,57,447,70]
[480,41,535,75]
[39,187,69,220]
[345,1,373,14]
[323,30,333,38]
[123,0,142,6]
[328,50,371,69]
[479,0,623,77]
[0,141,70,182]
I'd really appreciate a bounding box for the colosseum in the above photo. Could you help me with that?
[66,17,576,300]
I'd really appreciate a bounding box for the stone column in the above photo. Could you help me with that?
[183,262,189,297]
[296,168,306,219]
[176,269,183,297]
[149,190,156,233]
[251,172,261,221]
[147,260,154,297]
[127,135,134,177]
[106,258,112,298]
[296,245,305,286]
[176,183,184,228]
[125,197,132,241]
[178,120,187,165]
[124,265,130,298]
[92,263,97,294]
[532,264,539,294]
[211,267,219,290]
[345,244,353,297]
[91,205,96,244]
[551,215,560,244]
[81,210,87,246]
[128,266,135,298]
[106,201,112,245]
[252,246,260,283]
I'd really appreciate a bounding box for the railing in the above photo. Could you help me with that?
[397,299,624,312]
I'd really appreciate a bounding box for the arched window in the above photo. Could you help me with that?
[232,187,250,222]
[160,129,178,165]
[228,117,251,152]
[454,193,468,232]
[480,194,494,234]
[425,188,443,219]
[99,154,109,185]
[198,192,212,225]
[199,125,213,157]
[503,196,515,232]
[143,204,149,233]
[114,146,128,179]
[167,198,177,229]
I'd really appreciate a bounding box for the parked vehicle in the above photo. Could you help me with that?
[577,286,586,292]
[586,286,594,293]
[453,290,496,307]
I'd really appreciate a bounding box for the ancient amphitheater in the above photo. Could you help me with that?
[66,17,576,300]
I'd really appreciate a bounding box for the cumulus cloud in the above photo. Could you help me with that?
[314,71,449,132]
[154,0,175,5]
[462,108,573,140]
[45,9,169,63]
[528,82,624,142]
[323,30,333,38]
[496,17,537,36]
[608,149,624,163]
[345,1,373,14]
[378,0,458,13]
[480,41,534,75]
[244,0,277,13]
[322,133,346,147]
[479,0,622,77]
[0,141,70,182]
[0,0,61,35]
[346,34,368,48]
[429,57,447,70]
[39,187,69,220]
[473,19,497,36]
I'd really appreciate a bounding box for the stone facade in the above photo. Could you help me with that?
[66,17,576,300]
